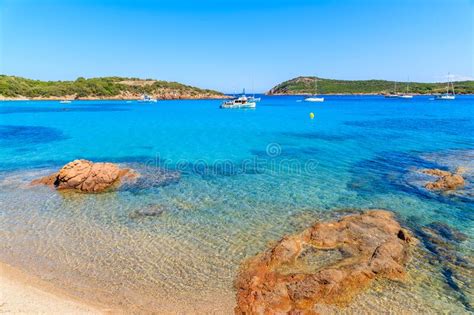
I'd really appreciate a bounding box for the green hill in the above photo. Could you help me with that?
[268,76,474,95]
[0,75,227,100]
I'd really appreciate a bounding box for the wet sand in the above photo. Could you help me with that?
[0,262,105,314]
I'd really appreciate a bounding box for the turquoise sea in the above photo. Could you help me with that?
[0,96,473,313]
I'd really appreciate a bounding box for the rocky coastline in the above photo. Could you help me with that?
[0,75,231,101]
[0,92,230,101]
[267,76,474,95]
[235,210,416,313]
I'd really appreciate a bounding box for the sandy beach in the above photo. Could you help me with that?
[0,262,103,314]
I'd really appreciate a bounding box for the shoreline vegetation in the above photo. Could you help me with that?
[0,75,229,100]
[268,76,474,95]
[2,75,474,101]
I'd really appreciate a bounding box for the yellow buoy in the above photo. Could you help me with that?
[309,112,315,119]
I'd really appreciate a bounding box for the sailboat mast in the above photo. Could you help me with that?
[449,74,455,95]
[447,73,450,95]
[447,75,449,94]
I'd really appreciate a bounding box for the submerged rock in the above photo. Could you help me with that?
[426,222,468,243]
[129,205,165,219]
[235,210,416,314]
[32,159,138,193]
[421,168,465,191]
[121,163,180,191]
[406,218,473,312]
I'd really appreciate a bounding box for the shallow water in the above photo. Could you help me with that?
[0,96,473,313]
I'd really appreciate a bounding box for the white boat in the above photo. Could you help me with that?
[139,94,157,103]
[435,94,455,100]
[304,96,325,102]
[385,82,399,98]
[59,100,72,104]
[220,96,256,109]
[247,95,261,102]
[305,77,324,102]
[434,74,455,100]
[384,80,413,99]
[220,90,256,109]
[398,79,413,98]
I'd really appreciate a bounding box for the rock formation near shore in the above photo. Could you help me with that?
[32,159,138,193]
[421,168,465,191]
[235,210,416,314]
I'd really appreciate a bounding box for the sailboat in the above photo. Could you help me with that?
[304,77,324,102]
[385,82,399,98]
[398,78,413,99]
[435,74,455,100]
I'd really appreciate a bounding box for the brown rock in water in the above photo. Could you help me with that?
[421,169,452,177]
[235,210,416,314]
[32,159,138,193]
[421,168,465,191]
[425,174,464,191]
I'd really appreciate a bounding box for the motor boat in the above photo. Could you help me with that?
[220,93,256,109]
[139,94,158,103]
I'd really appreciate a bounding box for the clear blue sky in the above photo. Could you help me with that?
[1,0,473,92]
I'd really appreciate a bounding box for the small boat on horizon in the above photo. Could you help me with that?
[398,79,413,98]
[434,74,455,100]
[384,80,413,99]
[59,100,72,104]
[139,93,158,103]
[384,82,398,98]
[220,89,256,109]
[305,77,324,102]
[435,94,455,100]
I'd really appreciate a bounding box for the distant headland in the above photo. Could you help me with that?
[268,76,474,95]
[0,75,228,100]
